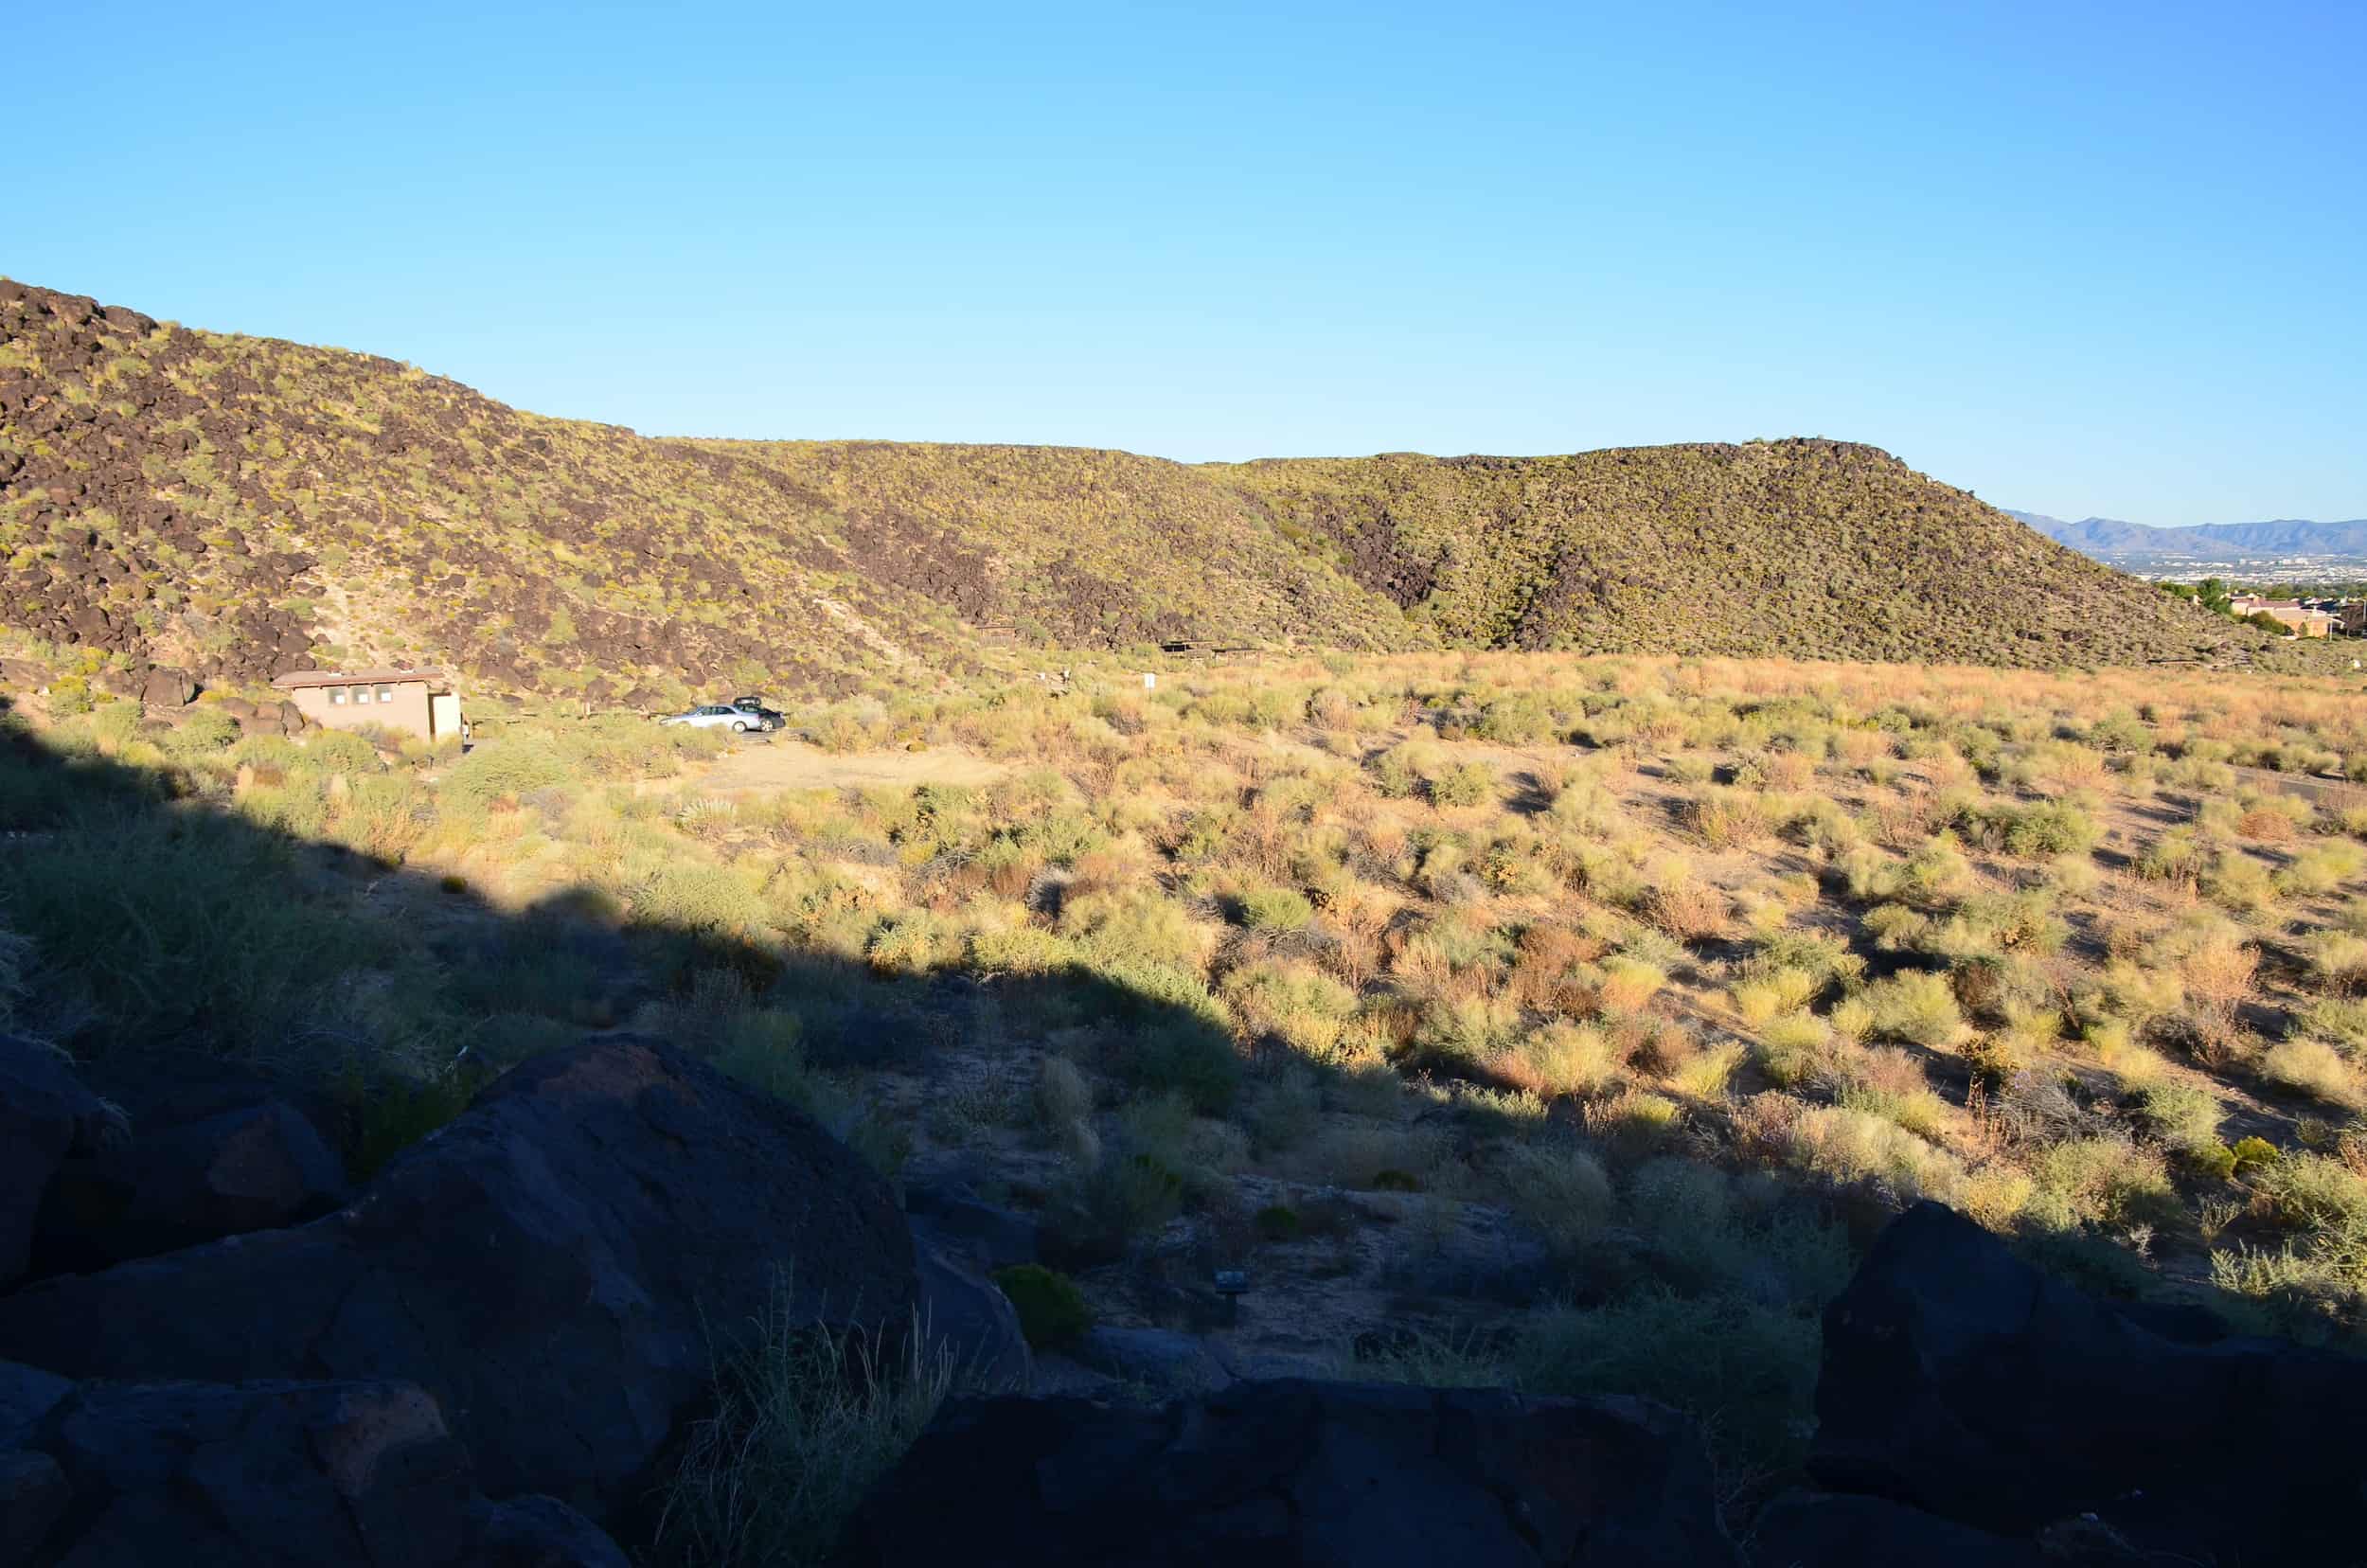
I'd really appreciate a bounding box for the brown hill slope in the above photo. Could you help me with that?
[0,276,2291,697]
[0,279,1411,701]
[1214,444,2271,667]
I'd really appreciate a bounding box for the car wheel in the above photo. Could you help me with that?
[732,721,747,733]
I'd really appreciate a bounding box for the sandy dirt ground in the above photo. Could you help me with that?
[685,739,1013,795]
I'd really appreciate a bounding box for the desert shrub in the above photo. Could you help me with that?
[1501,1021,1624,1097]
[1059,887,1211,973]
[1474,695,1554,743]
[2138,827,2205,882]
[1787,1105,1965,1203]
[2263,1041,2362,1106]
[1502,1141,1614,1252]
[1035,1055,1095,1129]
[1595,955,1668,1015]
[1671,1040,1746,1098]
[1222,959,1358,1059]
[2204,851,2278,913]
[1860,970,1965,1047]
[2281,841,2367,898]
[2024,1137,2179,1232]
[657,1281,954,1568]
[2297,996,2367,1053]
[159,705,240,760]
[2137,1081,2224,1154]
[1237,884,1316,933]
[439,741,577,811]
[1514,1291,1823,1472]
[1429,761,1495,808]
[1731,967,1820,1026]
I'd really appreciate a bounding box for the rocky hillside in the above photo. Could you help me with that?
[1220,444,2270,666]
[0,276,2288,700]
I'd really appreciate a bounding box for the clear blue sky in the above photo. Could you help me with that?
[9,0,2361,526]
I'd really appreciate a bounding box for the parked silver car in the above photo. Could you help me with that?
[659,704,775,734]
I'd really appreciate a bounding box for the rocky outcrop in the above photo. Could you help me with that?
[842,1379,1737,1567]
[0,1036,124,1289]
[0,1038,917,1528]
[1802,1201,2367,1567]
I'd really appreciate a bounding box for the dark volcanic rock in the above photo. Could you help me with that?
[0,1036,124,1289]
[1748,1490,2048,1567]
[0,1448,69,1567]
[1810,1201,2367,1566]
[913,1229,1032,1393]
[474,1493,632,1567]
[842,1378,1737,1567]
[36,1378,476,1567]
[14,1377,622,1567]
[32,1083,348,1275]
[0,1038,917,1526]
[138,666,195,707]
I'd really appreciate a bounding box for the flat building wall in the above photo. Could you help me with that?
[286,680,440,739]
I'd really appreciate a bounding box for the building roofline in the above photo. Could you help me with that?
[271,668,451,690]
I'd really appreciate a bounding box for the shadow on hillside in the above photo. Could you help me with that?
[0,697,1241,1185]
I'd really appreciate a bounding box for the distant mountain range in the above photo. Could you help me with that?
[2010,510,2367,560]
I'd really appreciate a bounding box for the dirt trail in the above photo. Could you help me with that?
[687,739,1012,795]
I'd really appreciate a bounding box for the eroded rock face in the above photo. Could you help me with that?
[0,1038,917,1526]
[1808,1201,2367,1567]
[842,1379,1738,1567]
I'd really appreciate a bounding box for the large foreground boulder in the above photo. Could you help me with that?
[0,1038,917,1527]
[1810,1201,2367,1566]
[0,1036,124,1289]
[841,1378,1737,1567]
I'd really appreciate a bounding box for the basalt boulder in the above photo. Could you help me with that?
[1808,1201,2367,1566]
[842,1378,1737,1567]
[0,1038,917,1528]
[10,1375,622,1567]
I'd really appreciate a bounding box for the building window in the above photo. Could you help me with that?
[350,686,371,704]
[375,685,395,703]
[329,687,347,704]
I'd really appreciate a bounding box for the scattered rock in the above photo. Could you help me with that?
[842,1379,1738,1567]
[1810,1201,2367,1566]
[0,1038,917,1527]
[138,667,195,707]
[0,1036,125,1289]
[904,1179,1040,1273]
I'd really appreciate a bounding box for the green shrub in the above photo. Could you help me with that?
[656,1277,953,1568]
[1429,761,1495,808]
[991,1264,1093,1348]
[1237,884,1316,933]
[439,741,576,811]
[160,706,240,759]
